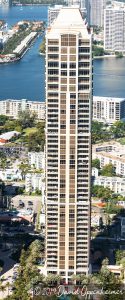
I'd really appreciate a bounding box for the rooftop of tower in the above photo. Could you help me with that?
[47,7,91,38]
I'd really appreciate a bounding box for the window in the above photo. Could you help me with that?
[70,63,76,69]
[69,256,74,260]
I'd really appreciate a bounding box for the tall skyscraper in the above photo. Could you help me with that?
[45,7,92,283]
[90,0,106,27]
[104,2,125,51]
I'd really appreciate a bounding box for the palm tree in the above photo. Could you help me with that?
[0,283,6,298]
[6,281,11,297]
[45,274,61,286]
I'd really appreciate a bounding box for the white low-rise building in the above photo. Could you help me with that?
[93,141,125,176]
[93,152,125,176]
[0,169,22,181]
[28,152,45,170]
[93,96,125,124]
[0,99,45,120]
[25,173,44,193]
[94,175,125,196]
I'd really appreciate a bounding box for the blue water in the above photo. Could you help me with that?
[0,5,125,101]
[94,57,125,98]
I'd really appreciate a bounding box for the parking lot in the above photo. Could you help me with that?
[11,195,41,214]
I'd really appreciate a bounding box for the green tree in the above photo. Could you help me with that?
[0,115,9,126]
[18,162,29,178]
[18,110,36,129]
[111,121,125,138]
[102,257,109,267]
[115,250,125,264]
[101,163,116,177]
[92,185,112,200]
[39,37,45,54]
[92,158,100,169]
[0,157,7,169]
[26,121,45,152]
[93,45,105,57]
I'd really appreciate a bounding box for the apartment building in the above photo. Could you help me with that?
[104,2,125,51]
[28,151,45,170]
[25,173,43,193]
[93,142,125,176]
[45,7,92,283]
[0,168,22,181]
[93,96,125,124]
[93,171,125,196]
[0,99,45,120]
[90,0,106,27]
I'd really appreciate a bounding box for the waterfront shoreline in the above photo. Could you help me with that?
[0,35,39,64]
[94,55,125,59]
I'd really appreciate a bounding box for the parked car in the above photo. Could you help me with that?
[19,202,24,208]
[28,201,33,206]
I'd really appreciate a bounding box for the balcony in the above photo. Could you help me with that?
[47,261,57,265]
[47,166,58,170]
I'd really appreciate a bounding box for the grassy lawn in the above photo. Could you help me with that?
[23,127,37,136]
[11,127,37,144]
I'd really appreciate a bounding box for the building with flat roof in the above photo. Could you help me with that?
[48,0,86,27]
[25,173,43,193]
[0,131,20,144]
[93,142,125,176]
[45,7,92,282]
[104,2,125,51]
[0,168,22,181]
[94,175,125,196]
[93,96,125,124]
[28,152,45,170]
[0,99,45,120]
[48,5,63,26]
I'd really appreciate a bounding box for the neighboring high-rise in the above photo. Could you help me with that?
[45,7,92,283]
[93,96,125,124]
[104,2,125,51]
[90,0,106,27]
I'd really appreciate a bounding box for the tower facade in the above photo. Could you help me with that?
[45,7,92,283]
[90,0,106,27]
[104,3,125,51]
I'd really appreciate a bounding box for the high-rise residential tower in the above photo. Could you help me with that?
[104,2,125,51]
[90,0,106,27]
[45,7,92,283]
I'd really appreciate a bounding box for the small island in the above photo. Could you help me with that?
[0,20,45,63]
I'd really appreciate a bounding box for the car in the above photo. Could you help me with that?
[27,207,33,212]
[12,275,17,280]
[19,200,23,204]
[13,272,18,276]
[13,264,19,271]
[28,201,33,206]
[19,202,24,208]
